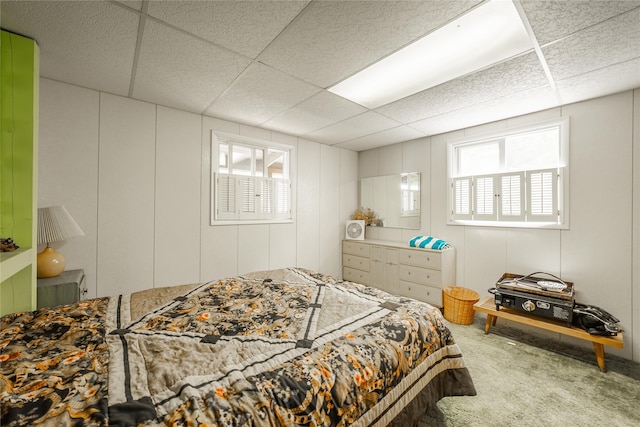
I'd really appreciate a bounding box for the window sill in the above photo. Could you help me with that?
[447,220,568,230]
[211,219,294,226]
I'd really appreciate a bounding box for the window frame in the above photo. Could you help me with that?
[447,117,570,229]
[211,131,294,225]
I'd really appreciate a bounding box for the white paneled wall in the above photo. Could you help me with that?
[38,80,99,297]
[319,144,341,278]
[154,106,202,287]
[39,78,358,299]
[98,94,156,295]
[296,140,321,271]
[359,90,639,362]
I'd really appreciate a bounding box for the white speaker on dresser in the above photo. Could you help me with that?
[345,220,365,240]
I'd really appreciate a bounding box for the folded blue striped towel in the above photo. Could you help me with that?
[409,235,450,250]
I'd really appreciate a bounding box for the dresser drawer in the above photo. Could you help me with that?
[343,241,370,257]
[398,249,441,269]
[343,254,369,272]
[399,265,442,286]
[343,267,370,285]
[399,281,443,306]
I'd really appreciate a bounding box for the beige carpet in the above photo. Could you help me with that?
[420,317,640,426]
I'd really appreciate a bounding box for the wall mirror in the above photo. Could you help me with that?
[360,172,421,229]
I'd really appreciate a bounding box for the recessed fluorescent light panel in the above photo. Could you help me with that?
[329,0,533,109]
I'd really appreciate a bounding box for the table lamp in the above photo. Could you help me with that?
[37,206,85,278]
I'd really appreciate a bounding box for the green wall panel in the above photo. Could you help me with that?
[0,30,39,314]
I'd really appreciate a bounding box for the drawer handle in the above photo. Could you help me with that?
[427,257,430,261]
[427,275,430,279]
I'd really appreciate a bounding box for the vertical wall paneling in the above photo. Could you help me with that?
[200,224,238,281]
[504,229,561,276]
[464,226,508,291]
[39,80,356,300]
[154,106,201,287]
[340,149,359,272]
[296,140,320,270]
[319,144,341,277]
[560,93,633,337]
[238,224,270,274]
[358,149,379,178]
[38,79,99,298]
[269,223,297,270]
[97,94,156,295]
[402,137,430,242]
[268,131,298,271]
[377,144,403,177]
[199,117,238,281]
[429,131,466,283]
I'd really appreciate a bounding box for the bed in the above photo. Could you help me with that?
[1,267,476,426]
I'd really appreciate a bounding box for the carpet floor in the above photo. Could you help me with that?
[420,317,640,426]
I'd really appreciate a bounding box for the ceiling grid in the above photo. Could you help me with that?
[1,0,638,151]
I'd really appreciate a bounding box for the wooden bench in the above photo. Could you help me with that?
[473,296,623,372]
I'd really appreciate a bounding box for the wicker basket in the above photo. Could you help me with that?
[442,286,480,325]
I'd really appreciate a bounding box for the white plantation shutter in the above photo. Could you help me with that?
[274,178,291,219]
[259,178,273,218]
[215,173,238,220]
[474,175,495,220]
[500,172,525,221]
[528,168,558,222]
[214,173,291,221]
[239,177,257,219]
[451,177,472,220]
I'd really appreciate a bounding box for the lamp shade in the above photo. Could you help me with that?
[37,206,85,245]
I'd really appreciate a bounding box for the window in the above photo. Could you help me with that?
[448,117,569,228]
[212,132,293,224]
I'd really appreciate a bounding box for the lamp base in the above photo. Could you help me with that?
[37,247,66,278]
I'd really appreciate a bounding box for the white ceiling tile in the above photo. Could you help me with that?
[378,51,549,124]
[146,0,309,59]
[410,85,559,136]
[258,0,481,87]
[205,63,321,126]
[557,58,640,105]
[133,20,251,113]
[1,1,138,96]
[262,91,367,135]
[306,111,402,145]
[335,126,426,151]
[543,7,640,81]
[3,0,639,152]
[521,0,640,46]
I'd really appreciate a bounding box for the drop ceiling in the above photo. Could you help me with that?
[1,0,639,151]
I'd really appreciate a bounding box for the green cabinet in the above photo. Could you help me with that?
[0,30,39,315]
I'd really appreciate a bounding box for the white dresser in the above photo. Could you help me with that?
[342,240,455,307]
